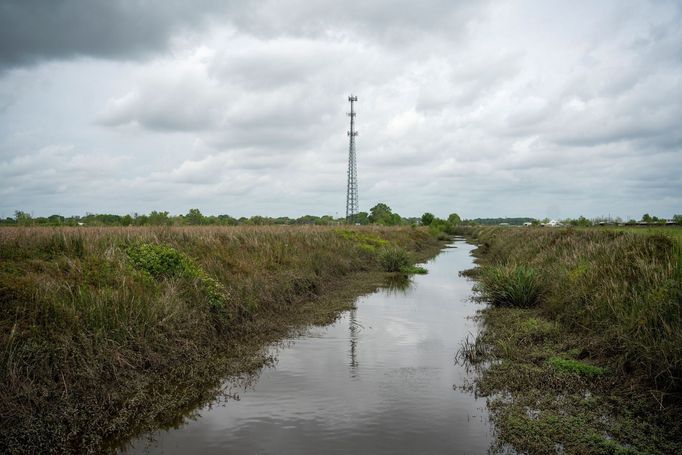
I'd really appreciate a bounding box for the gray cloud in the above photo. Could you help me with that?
[0,0,232,70]
[0,0,487,71]
[0,0,680,219]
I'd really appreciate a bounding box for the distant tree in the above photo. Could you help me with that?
[250,216,267,225]
[121,215,133,226]
[47,214,64,225]
[569,216,592,227]
[148,210,170,226]
[421,212,435,226]
[369,203,393,225]
[186,208,204,225]
[356,212,370,225]
[295,215,319,225]
[14,210,32,226]
[386,212,402,226]
[673,214,682,224]
[447,213,462,225]
[642,213,652,222]
[310,215,331,225]
[217,214,238,225]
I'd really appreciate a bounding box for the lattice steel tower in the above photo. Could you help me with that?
[345,95,359,222]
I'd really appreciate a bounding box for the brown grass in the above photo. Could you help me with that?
[0,225,442,453]
[454,226,682,453]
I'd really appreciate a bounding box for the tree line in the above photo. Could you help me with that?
[2,204,463,228]
[4,207,677,228]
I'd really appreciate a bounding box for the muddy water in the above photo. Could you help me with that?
[123,239,491,454]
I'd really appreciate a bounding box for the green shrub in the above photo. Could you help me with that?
[126,242,228,314]
[477,264,542,307]
[126,242,188,278]
[379,246,411,272]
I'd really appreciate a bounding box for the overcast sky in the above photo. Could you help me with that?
[0,0,680,219]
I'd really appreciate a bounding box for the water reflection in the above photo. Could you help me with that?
[382,273,413,295]
[349,307,360,377]
[123,240,491,454]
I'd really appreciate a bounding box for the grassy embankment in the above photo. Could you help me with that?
[458,226,682,454]
[0,225,442,454]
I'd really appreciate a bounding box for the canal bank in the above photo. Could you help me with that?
[0,226,442,453]
[458,226,682,454]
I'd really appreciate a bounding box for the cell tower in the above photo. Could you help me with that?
[346,95,359,222]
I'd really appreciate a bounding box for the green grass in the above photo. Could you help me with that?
[378,246,411,272]
[476,264,542,307]
[400,265,428,274]
[548,357,606,377]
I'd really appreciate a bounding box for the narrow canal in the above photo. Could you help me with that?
[124,238,491,454]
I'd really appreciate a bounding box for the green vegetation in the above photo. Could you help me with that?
[457,226,682,453]
[420,212,435,226]
[465,217,536,226]
[547,357,607,377]
[1,204,467,233]
[476,264,541,308]
[2,209,341,227]
[0,225,442,453]
[125,242,228,317]
[379,246,411,272]
[468,226,682,392]
[400,265,428,275]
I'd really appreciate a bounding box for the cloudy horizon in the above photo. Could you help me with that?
[0,0,680,220]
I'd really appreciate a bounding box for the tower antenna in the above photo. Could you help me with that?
[346,95,359,223]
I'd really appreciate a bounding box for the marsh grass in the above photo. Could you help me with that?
[378,246,411,272]
[476,264,542,308]
[0,225,441,453]
[456,226,682,453]
[468,307,681,454]
[466,226,682,395]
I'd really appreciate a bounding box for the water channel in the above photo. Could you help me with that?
[124,238,492,454]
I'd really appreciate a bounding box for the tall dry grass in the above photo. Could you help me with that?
[0,225,440,453]
[463,226,682,395]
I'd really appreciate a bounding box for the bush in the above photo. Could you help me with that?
[379,246,411,272]
[477,264,542,307]
[126,242,187,278]
[126,242,228,314]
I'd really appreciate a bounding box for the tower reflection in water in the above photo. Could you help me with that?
[348,274,414,377]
